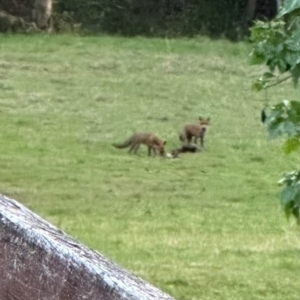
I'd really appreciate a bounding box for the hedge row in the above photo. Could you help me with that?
[54,0,249,39]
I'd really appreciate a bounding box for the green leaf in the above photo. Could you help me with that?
[288,100,300,118]
[285,52,299,68]
[283,137,300,154]
[278,170,300,223]
[291,64,300,86]
[277,0,300,19]
[263,72,276,79]
[249,51,266,65]
[292,206,300,224]
[278,58,288,73]
[265,100,300,139]
[285,30,300,52]
[284,120,299,136]
[281,186,296,205]
[252,80,265,91]
[280,179,300,223]
[279,170,300,185]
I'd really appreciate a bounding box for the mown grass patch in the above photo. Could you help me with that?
[0,34,299,300]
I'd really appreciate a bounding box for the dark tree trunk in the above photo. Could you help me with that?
[0,0,52,30]
[32,0,52,29]
[255,0,278,21]
[244,0,279,32]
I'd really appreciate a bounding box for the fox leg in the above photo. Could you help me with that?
[152,147,157,157]
[200,136,204,148]
[147,146,157,156]
[128,146,134,154]
[129,143,139,154]
[133,144,140,154]
[148,146,156,156]
[186,133,193,143]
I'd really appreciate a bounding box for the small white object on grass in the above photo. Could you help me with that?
[165,152,173,159]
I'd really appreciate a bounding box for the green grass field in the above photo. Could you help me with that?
[0,34,299,300]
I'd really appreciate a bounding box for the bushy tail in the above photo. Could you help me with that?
[112,137,132,149]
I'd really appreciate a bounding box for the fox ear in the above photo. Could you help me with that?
[163,141,167,145]
[207,117,211,122]
[199,116,203,121]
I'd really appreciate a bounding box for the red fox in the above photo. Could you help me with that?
[179,117,210,148]
[112,132,167,157]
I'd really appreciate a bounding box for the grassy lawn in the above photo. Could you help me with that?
[0,34,299,300]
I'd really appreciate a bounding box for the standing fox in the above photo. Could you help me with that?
[112,132,167,157]
[179,117,210,148]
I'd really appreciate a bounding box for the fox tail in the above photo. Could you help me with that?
[112,137,132,149]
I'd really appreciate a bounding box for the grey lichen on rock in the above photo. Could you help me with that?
[0,195,175,300]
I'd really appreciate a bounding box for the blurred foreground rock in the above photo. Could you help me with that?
[0,195,175,300]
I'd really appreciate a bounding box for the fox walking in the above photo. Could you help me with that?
[179,117,210,148]
[112,132,167,157]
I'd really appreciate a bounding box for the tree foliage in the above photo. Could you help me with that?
[250,0,300,224]
[54,0,248,38]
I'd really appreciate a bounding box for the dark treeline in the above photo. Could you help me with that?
[55,0,278,40]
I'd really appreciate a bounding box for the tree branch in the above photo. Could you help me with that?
[265,74,293,89]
